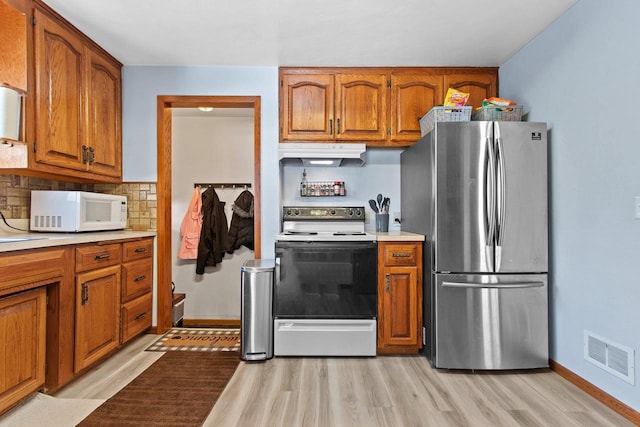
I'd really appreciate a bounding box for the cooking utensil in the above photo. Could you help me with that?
[382,197,390,213]
[376,194,383,208]
[368,199,379,213]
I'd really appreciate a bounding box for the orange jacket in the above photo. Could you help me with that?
[178,187,203,259]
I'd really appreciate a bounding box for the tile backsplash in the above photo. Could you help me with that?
[0,175,157,231]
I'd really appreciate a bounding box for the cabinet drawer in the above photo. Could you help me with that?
[75,243,122,272]
[122,239,153,262]
[382,243,419,266]
[0,247,69,297]
[121,258,153,302]
[121,292,152,343]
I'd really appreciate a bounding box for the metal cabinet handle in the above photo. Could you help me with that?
[134,312,147,321]
[329,119,333,135]
[385,274,390,293]
[81,283,89,305]
[134,275,146,282]
[94,253,112,260]
[134,247,147,253]
[391,252,411,258]
[337,118,341,134]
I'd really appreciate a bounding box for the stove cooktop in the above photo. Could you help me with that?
[278,206,374,241]
[275,231,376,242]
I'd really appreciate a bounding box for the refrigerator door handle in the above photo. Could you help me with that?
[495,135,506,270]
[485,138,496,267]
[442,281,545,289]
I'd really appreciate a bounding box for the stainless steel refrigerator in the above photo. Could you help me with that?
[401,121,549,370]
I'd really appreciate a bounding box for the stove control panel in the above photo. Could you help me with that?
[283,206,365,221]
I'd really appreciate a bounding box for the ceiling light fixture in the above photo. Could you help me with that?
[198,107,213,112]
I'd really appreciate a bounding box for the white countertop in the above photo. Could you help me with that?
[0,230,157,253]
[367,231,425,241]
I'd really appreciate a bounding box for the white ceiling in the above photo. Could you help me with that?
[41,0,578,67]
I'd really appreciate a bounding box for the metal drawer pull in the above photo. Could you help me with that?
[385,274,390,293]
[94,253,112,260]
[134,247,147,253]
[392,253,412,258]
[134,312,147,321]
[134,275,146,282]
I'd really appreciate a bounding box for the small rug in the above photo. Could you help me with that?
[146,327,240,352]
[76,351,240,427]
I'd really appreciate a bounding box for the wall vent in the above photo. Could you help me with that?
[584,330,635,385]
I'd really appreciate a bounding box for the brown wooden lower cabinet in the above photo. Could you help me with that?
[0,237,154,411]
[74,265,121,373]
[0,287,46,415]
[377,241,423,354]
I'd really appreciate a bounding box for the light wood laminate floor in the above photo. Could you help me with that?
[3,334,633,427]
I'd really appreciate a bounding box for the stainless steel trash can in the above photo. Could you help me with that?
[241,259,274,361]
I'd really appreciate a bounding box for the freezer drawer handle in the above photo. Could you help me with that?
[442,281,544,289]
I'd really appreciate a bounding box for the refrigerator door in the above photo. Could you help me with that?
[434,122,495,273]
[494,122,548,273]
[434,273,549,369]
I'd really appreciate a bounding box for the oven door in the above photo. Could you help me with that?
[274,241,377,319]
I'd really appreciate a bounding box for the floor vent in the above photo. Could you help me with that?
[584,330,635,385]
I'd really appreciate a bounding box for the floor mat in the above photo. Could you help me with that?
[146,327,240,352]
[76,351,240,426]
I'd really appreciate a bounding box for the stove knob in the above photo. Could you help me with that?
[330,209,336,215]
[285,209,291,216]
[347,209,353,216]
[294,209,299,216]
[355,209,362,217]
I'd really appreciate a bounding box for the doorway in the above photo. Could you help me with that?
[156,95,261,333]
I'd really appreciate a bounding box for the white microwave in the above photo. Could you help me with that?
[30,191,127,232]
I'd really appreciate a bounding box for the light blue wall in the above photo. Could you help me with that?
[121,66,279,257]
[500,0,639,410]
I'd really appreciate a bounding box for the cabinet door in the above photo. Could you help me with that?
[74,265,121,373]
[0,0,27,92]
[0,287,46,414]
[377,241,423,354]
[86,50,121,178]
[34,8,87,172]
[444,72,498,111]
[280,73,334,141]
[335,73,388,141]
[380,267,421,348]
[390,74,443,144]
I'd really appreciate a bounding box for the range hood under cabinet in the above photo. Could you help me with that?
[278,143,366,167]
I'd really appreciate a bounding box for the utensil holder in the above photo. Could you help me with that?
[375,213,389,232]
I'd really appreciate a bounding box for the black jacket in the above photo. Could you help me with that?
[227,190,254,253]
[196,187,229,274]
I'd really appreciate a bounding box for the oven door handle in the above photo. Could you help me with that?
[274,257,281,286]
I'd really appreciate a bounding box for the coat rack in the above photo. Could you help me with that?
[194,182,252,190]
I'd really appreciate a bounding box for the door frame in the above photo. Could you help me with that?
[156,95,261,333]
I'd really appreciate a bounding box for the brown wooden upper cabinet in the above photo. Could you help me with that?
[33,5,122,180]
[280,67,498,147]
[389,73,444,144]
[444,72,498,111]
[0,0,28,92]
[280,71,388,142]
[0,0,122,183]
